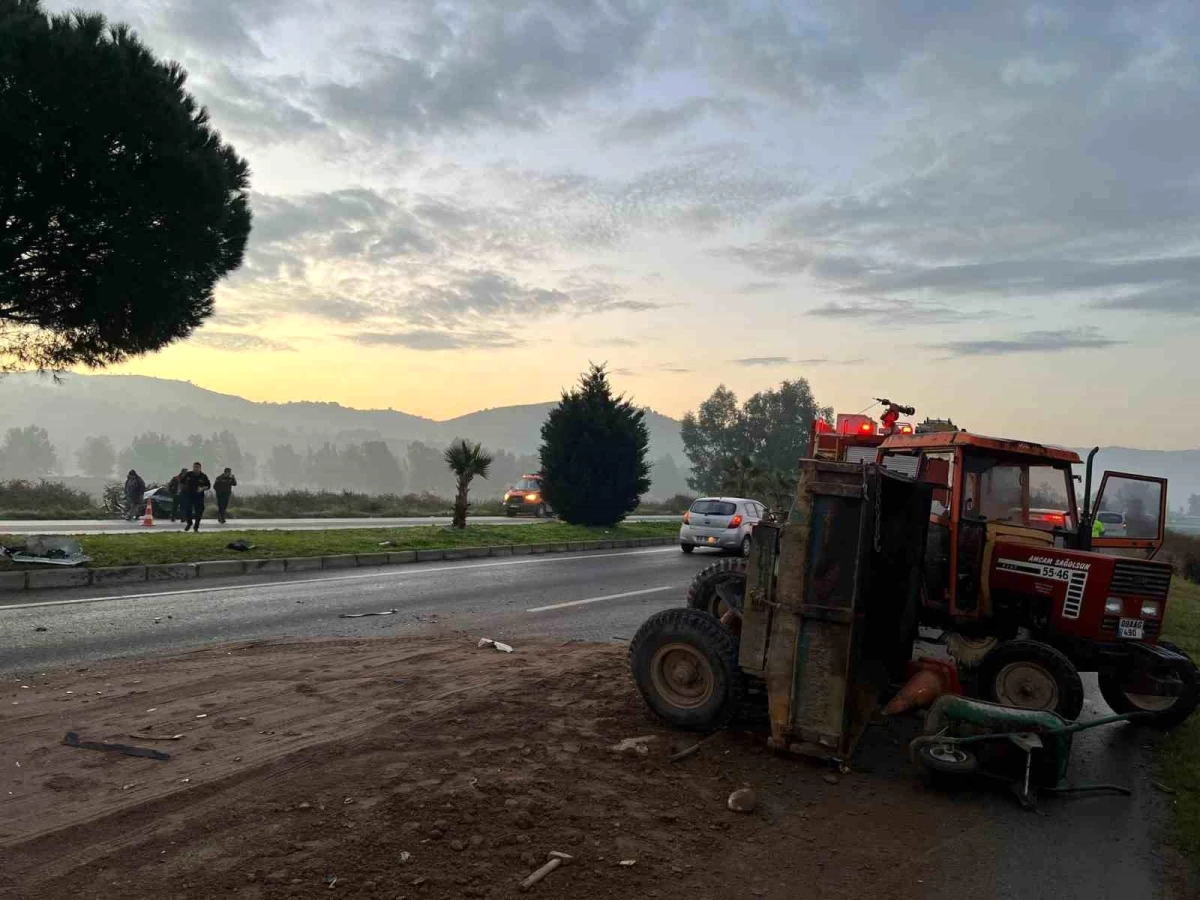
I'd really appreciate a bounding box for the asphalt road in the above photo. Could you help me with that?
[0,514,677,535]
[0,546,1175,899]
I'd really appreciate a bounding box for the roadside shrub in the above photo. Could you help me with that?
[0,479,102,518]
[1163,530,1200,585]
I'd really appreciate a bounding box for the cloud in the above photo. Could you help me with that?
[924,328,1123,358]
[600,96,749,144]
[592,337,641,347]
[658,364,693,374]
[808,299,976,325]
[1091,286,1200,314]
[314,1,660,140]
[731,356,864,367]
[731,357,790,367]
[352,329,518,350]
[718,243,811,275]
[734,281,783,295]
[190,331,295,352]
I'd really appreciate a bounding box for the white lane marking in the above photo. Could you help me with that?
[0,548,678,612]
[526,585,675,613]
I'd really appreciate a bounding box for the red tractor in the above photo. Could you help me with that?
[687,402,1198,726]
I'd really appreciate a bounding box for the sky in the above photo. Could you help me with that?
[40,0,1200,448]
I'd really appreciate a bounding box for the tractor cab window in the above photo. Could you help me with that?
[960,454,1076,532]
[917,452,954,517]
[513,477,541,490]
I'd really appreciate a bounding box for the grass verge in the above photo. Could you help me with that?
[0,521,679,569]
[1160,577,1200,873]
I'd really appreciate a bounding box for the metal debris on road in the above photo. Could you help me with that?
[1151,780,1177,795]
[477,638,514,653]
[338,609,398,618]
[618,859,637,867]
[8,536,90,566]
[226,540,255,552]
[61,731,170,761]
[128,733,183,741]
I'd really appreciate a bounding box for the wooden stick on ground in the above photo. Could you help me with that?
[668,730,724,763]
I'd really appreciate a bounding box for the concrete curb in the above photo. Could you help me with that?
[2,536,676,592]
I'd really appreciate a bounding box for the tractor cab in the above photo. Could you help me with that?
[876,431,1168,622]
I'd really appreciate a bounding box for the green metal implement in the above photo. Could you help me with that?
[911,694,1151,807]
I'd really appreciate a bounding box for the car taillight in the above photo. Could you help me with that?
[728,515,743,528]
[682,511,690,524]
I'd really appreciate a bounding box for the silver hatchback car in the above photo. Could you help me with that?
[679,497,765,556]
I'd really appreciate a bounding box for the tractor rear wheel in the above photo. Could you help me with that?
[978,640,1085,720]
[685,557,747,619]
[629,608,744,731]
[1098,642,1200,729]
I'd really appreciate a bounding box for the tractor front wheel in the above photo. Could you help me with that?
[629,608,744,731]
[1098,642,1200,729]
[978,640,1085,720]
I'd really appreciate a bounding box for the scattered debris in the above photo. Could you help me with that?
[128,733,183,741]
[226,540,255,552]
[338,609,398,618]
[1151,780,1176,795]
[727,787,758,813]
[195,714,208,719]
[610,735,657,756]
[10,535,90,567]
[378,540,397,547]
[822,773,839,786]
[477,638,514,653]
[619,859,637,867]
[325,874,337,889]
[34,626,47,632]
[668,731,723,763]
[399,851,412,864]
[61,732,169,761]
[520,851,573,891]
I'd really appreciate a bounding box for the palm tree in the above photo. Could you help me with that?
[444,439,494,529]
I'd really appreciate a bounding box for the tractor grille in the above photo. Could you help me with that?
[1110,560,1172,601]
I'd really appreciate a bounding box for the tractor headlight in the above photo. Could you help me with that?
[1141,600,1161,618]
[1104,597,1123,615]
[504,492,511,502]
[526,492,540,503]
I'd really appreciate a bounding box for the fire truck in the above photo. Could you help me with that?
[687,400,1198,726]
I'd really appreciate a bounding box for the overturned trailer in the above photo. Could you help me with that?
[630,458,931,760]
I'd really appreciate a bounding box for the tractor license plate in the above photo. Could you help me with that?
[1118,618,1145,639]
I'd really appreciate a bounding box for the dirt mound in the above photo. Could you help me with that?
[2,636,995,899]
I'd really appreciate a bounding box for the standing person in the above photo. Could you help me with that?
[167,467,187,522]
[214,468,237,524]
[181,462,211,532]
[124,469,146,521]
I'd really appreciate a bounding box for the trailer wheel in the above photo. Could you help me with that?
[685,557,747,618]
[629,608,744,731]
[1098,642,1200,729]
[916,742,978,775]
[979,640,1084,720]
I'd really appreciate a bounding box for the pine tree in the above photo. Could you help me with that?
[0,1,251,371]
[539,363,650,526]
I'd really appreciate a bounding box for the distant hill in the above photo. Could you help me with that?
[0,373,689,492]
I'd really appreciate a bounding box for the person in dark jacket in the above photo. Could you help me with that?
[167,468,187,522]
[181,462,211,532]
[214,468,237,524]
[124,470,146,521]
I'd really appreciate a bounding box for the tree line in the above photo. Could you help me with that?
[680,379,831,513]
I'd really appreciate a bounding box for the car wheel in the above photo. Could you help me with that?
[681,544,694,554]
[740,535,751,557]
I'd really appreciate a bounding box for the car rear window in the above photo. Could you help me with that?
[1097,512,1124,524]
[690,500,737,516]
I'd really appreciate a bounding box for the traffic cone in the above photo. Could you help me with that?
[142,499,155,528]
[883,657,960,715]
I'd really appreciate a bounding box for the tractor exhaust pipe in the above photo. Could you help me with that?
[1080,446,1099,550]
